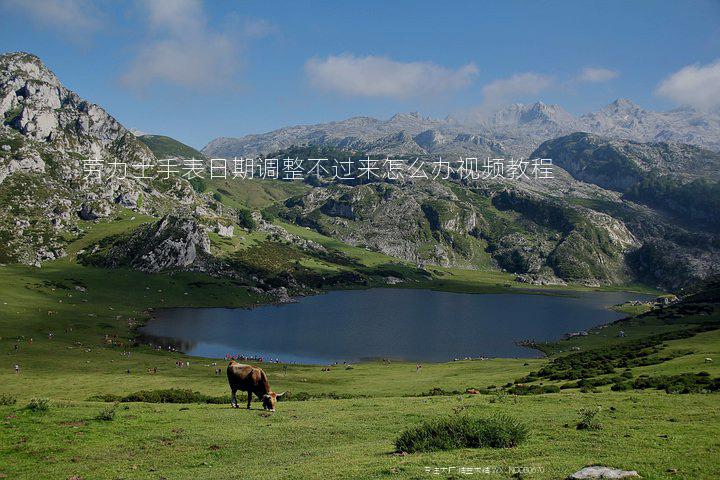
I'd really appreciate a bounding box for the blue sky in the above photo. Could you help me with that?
[1,0,719,149]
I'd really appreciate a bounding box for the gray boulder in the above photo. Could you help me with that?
[115,191,140,208]
[568,466,640,479]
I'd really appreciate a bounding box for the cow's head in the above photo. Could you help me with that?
[262,391,286,411]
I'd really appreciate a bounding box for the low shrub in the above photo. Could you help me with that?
[530,327,712,382]
[237,209,257,231]
[96,403,118,421]
[506,384,560,395]
[89,389,230,404]
[121,389,221,404]
[632,373,720,394]
[611,382,631,391]
[89,389,365,404]
[418,387,461,397]
[576,407,602,430]
[0,393,17,406]
[26,397,50,412]
[395,415,529,453]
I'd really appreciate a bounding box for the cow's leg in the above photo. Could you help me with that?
[231,387,238,408]
[246,390,252,409]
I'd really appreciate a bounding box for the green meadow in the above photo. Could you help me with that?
[1,216,719,479]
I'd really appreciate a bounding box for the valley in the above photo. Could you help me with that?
[1,50,719,479]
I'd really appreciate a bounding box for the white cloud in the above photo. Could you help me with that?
[120,0,242,91]
[577,67,619,83]
[241,18,279,39]
[656,59,720,110]
[305,54,478,98]
[0,0,103,40]
[481,72,554,107]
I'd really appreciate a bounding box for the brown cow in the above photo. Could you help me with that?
[226,361,286,411]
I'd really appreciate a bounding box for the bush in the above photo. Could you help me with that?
[121,389,227,404]
[188,177,207,193]
[418,387,461,397]
[576,407,602,430]
[237,209,257,231]
[632,373,720,394]
[26,397,50,412]
[506,384,560,395]
[89,389,361,404]
[395,415,529,453]
[96,403,118,421]
[531,328,707,383]
[611,382,631,391]
[0,393,17,406]
[260,210,277,222]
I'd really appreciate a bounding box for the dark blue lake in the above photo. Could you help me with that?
[139,288,652,364]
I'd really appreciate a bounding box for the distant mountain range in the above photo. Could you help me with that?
[202,100,720,158]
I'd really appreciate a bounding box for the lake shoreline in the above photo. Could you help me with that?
[139,288,654,364]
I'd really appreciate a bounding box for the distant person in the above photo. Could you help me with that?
[14,364,20,374]
[416,364,422,372]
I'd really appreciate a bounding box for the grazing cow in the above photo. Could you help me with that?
[705,357,713,363]
[227,361,286,411]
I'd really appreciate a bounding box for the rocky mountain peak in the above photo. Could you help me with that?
[0,51,134,149]
[389,111,423,121]
[413,129,446,149]
[0,52,61,85]
[486,102,577,127]
[0,51,206,266]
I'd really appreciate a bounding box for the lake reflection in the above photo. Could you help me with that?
[139,288,652,363]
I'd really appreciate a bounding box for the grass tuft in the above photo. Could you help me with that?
[395,414,528,453]
[26,397,50,412]
[95,403,118,421]
[576,407,602,430]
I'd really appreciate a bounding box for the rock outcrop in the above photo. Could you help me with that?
[80,215,211,273]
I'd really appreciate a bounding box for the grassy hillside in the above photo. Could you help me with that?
[138,134,206,159]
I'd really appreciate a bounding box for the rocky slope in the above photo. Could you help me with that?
[532,133,720,229]
[273,167,642,286]
[2,52,718,291]
[79,215,212,273]
[0,52,227,265]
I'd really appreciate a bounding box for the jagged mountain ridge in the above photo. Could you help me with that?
[0,52,227,265]
[203,100,720,159]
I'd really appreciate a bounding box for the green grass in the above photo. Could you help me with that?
[1,256,719,479]
[395,414,529,452]
[1,392,718,479]
[137,135,205,160]
[209,178,309,210]
[0,204,719,479]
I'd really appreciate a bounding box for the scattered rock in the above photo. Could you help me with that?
[216,223,234,238]
[115,191,140,209]
[567,466,640,479]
